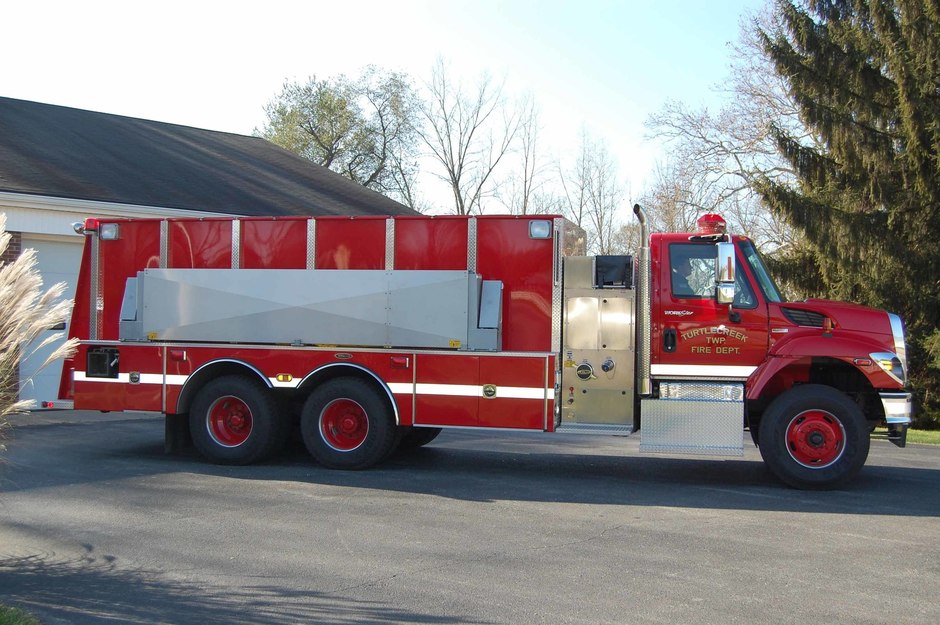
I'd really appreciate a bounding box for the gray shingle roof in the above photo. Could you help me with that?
[0,96,415,216]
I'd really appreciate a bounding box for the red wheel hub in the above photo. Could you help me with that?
[207,396,253,447]
[786,409,845,468]
[320,399,369,452]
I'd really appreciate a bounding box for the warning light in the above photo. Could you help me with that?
[275,373,293,383]
[697,213,727,235]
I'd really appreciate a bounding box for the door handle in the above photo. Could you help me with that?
[664,328,677,353]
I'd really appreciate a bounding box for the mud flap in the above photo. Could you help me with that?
[165,413,192,453]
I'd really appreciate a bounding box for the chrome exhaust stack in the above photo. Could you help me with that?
[633,204,652,397]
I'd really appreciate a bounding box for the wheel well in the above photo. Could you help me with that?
[175,360,271,415]
[748,357,882,436]
[297,363,400,425]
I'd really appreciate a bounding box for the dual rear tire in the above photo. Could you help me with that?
[190,375,400,470]
[189,375,287,465]
[300,378,399,469]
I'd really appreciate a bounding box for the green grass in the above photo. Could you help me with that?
[875,427,940,445]
[0,605,41,625]
[906,428,940,445]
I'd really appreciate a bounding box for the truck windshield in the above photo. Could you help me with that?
[740,240,783,303]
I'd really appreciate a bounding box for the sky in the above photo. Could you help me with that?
[2,0,767,212]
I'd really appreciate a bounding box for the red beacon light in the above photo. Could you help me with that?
[697,213,727,236]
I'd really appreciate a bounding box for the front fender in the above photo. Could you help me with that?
[747,332,903,400]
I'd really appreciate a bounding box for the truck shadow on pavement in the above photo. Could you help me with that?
[0,544,481,625]
[279,442,940,518]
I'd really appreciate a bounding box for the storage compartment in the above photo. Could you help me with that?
[87,347,120,378]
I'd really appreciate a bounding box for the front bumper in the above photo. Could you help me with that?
[880,392,913,448]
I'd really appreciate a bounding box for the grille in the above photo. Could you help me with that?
[782,308,826,327]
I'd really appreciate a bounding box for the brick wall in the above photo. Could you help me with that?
[1,229,21,265]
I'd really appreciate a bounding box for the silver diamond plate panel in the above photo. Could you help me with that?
[551,218,564,351]
[658,382,744,402]
[231,220,240,269]
[385,217,395,270]
[89,234,100,340]
[306,218,317,269]
[640,397,744,455]
[467,217,477,272]
[159,220,168,268]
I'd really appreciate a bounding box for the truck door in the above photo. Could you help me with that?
[652,241,769,378]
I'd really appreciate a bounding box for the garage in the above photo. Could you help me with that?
[17,235,83,407]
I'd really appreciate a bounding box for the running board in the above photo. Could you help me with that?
[554,423,634,436]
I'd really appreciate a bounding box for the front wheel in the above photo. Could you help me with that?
[758,384,870,490]
[301,378,398,469]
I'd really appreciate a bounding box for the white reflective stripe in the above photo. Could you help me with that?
[388,382,414,395]
[412,383,550,399]
[74,371,127,384]
[497,387,552,400]
[73,371,551,399]
[74,371,187,385]
[416,383,480,397]
[651,364,757,378]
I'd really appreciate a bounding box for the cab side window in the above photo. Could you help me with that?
[733,268,757,308]
[669,243,758,308]
[669,244,714,298]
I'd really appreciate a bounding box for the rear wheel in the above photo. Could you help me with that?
[758,385,869,489]
[189,375,283,465]
[301,378,398,469]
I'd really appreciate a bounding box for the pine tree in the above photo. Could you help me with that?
[758,0,940,427]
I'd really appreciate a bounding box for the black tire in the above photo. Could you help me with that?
[189,375,283,465]
[398,426,443,450]
[301,378,398,469]
[758,384,870,490]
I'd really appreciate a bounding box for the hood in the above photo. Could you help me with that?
[778,299,892,336]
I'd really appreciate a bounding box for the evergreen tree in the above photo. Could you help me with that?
[758,0,940,427]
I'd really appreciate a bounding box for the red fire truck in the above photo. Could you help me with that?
[55,205,912,489]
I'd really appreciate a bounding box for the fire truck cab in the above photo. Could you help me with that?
[57,206,912,489]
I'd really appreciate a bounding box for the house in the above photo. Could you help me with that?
[0,96,415,406]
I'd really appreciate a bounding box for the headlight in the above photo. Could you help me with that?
[888,313,907,384]
[871,351,905,385]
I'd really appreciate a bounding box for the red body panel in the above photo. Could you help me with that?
[476,217,554,352]
[315,216,386,269]
[169,219,232,268]
[394,216,469,270]
[241,218,307,269]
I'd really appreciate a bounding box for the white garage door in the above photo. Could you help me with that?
[18,236,83,408]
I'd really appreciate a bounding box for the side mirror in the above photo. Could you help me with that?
[715,242,736,305]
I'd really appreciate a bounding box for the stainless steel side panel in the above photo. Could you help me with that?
[129,268,496,350]
[560,256,635,427]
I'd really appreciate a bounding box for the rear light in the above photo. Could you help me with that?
[529,220,552,239]
[99,223,120,240]
[75,218,119,239]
